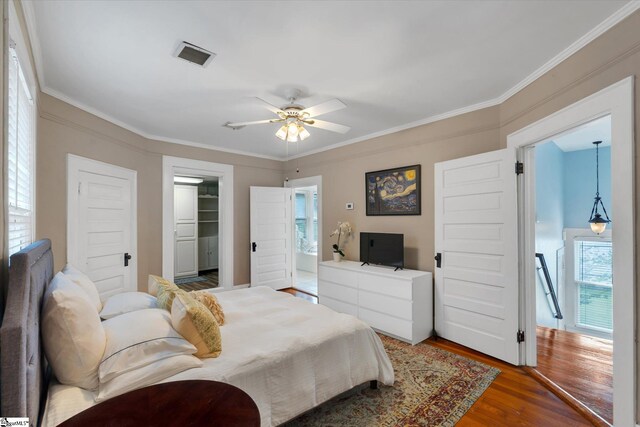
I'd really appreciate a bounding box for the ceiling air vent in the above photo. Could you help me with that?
[173,41,215,67]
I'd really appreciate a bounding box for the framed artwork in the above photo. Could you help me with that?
[366,164,421,216]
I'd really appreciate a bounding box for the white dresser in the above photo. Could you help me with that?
[318,260,433,345]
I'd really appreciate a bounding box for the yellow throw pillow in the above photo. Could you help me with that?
[189,290,225,326]
[171,291,222,358]
[155,279,180,311]
[148,274,177,297]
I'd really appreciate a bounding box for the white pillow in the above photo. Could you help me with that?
[100,292,158,320]
[63,264,103,312]
[97,354,202,402]
[99,308,197,383]
[42,272,106,390]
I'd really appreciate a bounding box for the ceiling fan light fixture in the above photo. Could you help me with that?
[298,126,310,141]
[287,122,299,137]
[286,131,299,143]
[275,125,287,141]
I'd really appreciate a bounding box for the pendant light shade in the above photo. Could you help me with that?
[588,140,610,234]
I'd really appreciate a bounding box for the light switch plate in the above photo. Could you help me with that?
[346,202,354,210]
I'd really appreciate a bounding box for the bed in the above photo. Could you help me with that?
[0,240,394,426]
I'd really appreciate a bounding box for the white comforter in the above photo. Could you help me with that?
[43,286,394,426]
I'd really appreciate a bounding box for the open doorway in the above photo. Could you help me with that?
[533,115,613,423]
[173,176,220,291]
[162,156,234,291]
[286,176,322,298]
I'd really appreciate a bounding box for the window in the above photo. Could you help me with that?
[294,190,318,254]
[574,239,612,332]
[295,192,307,244]
[7,44,35,256]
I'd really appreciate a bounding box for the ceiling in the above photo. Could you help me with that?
[552,115,611,152]
[24,1,633,160]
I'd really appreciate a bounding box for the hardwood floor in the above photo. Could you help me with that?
[535,326,612,425]
[429,338,592,426]
[282,290,592,426]
[281,287,318,304]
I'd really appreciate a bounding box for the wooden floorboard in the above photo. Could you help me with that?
[281,290,592,426]
[280,288,318,304]
[427,338,592,426]
[535,326,612,424]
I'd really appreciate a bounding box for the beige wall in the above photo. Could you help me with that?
[36,93,284,288]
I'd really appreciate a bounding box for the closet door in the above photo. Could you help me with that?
[174,185,198,278]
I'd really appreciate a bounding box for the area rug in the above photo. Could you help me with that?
[174,276,207,285]
[285,335,500,427]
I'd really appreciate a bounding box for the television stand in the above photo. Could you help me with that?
[394,266,403,271]
[361,261,370,267]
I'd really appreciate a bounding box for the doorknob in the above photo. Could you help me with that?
[124,252,132,267]
[434,253,442,269]
[252,242,257,252]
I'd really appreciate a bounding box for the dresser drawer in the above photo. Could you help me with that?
[358,292,412,321]
[358,273,412,300]
[320,296,358,317]
[319,280,358,305]
[358,307,413,340]
[319,265,358,288]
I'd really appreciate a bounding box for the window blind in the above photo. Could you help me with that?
[7,45,35,256]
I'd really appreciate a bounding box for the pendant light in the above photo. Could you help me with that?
[588,140,610,234]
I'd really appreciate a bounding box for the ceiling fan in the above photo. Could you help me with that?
[224,88,350,143]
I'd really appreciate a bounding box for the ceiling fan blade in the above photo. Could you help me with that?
[226,118,283,127]
[305,119,350,134]
[256,97,285,114]
[301,99,346,118]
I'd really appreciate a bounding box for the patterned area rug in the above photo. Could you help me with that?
[174,276,206,285]
[285,335,500,427]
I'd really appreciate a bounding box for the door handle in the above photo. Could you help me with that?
[252,242,257,252]
[124,252,132,267]
[434,253,442,269]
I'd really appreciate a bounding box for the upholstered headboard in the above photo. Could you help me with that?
[1,239,54,424]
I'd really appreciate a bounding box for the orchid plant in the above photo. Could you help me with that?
[330,221,352,257]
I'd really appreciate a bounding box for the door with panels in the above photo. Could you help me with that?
[67,155,137,301]
[174,185,198,278]
[250,186,292,290]
[434,148,520,365]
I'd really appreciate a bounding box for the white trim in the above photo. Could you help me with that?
[507,76,635,426]
[162,156,234,290]
[66,154,138,292]
[285,175,323,289]
[19,2,639,161]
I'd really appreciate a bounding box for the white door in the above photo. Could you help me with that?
[250,186,292,289]
[174,185,198,278]
[67,155,137,301]
[434,148,520,365]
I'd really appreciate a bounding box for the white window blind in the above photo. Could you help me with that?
[7,44,35,256]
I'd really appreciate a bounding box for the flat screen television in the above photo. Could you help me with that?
[360,232,404,270]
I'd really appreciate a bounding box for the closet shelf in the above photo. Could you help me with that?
[198,210,218,213]
[199,220,219,223]
[198,195,218,199]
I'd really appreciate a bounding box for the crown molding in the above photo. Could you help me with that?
[21,0,640,162]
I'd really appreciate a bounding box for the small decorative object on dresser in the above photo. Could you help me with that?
[330,221,352,261]
[318,260,433,344]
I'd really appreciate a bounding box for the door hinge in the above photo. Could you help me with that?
[517,330,525,343]
[515,161,524,175]
[78,182,82,195]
